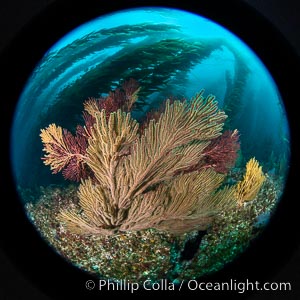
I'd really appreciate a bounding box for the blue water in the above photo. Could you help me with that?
[11,7,290,188]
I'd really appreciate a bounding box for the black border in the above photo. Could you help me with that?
[0,0,299,299]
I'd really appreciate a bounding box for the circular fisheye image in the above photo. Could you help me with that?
[11,7,290,283]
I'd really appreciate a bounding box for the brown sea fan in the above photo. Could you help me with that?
[41,85,264,236]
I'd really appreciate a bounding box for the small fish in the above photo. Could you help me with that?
[254,212,271,228]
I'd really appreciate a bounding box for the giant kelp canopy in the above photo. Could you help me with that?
[32,23,181,91]
[17,23,227,187]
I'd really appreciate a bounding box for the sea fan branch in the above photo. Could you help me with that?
[40,124,87,178]
[119,95,226,206]
[235,157,266,205]
[86,109,139,206]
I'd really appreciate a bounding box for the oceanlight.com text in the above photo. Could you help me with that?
[85,279,292,293]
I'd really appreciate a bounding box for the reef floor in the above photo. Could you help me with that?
[23,171,280,283]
